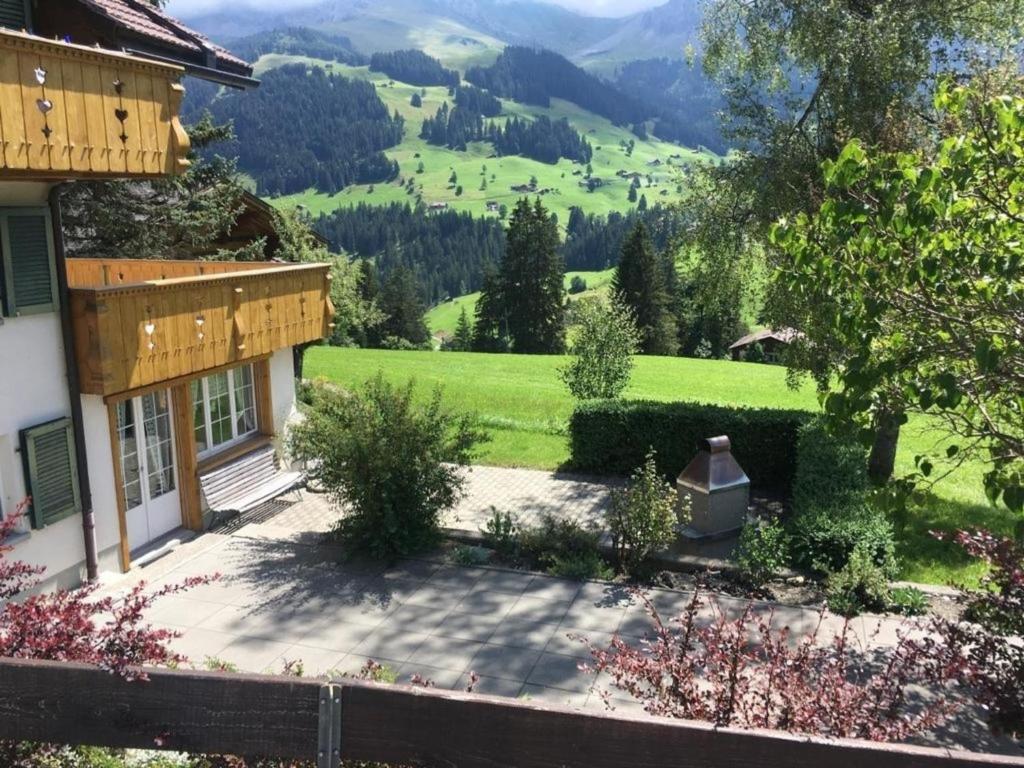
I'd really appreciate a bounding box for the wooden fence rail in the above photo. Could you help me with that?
[0,658,1021,768]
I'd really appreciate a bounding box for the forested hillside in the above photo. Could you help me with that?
[315,202,506,302]
[231,27,366,65]
[311,197,686,302]
[614,58,725,154]
[203,65,404,195]
[466,47,645,127]
[421,104,592,165]
[455,84,502,117]
[465,47,714,150]
[562,203,684,271]
[369,50,460,87]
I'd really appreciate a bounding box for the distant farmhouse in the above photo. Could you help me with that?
[730,328,803,363]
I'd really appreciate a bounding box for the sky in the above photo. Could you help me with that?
[167,0,666,19]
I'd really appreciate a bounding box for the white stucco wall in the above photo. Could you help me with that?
[0,183,121,588]
[81,394,123,576]
[269,348,298,436]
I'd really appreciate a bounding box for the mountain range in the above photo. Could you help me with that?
[174,0,702,72]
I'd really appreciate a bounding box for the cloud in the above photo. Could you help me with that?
[538,0,664,15]
[167,0,665,18]
[167,0,323,15]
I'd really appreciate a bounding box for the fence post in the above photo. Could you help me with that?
[318,683,341,768]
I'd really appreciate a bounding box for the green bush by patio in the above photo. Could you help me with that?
[289,376,487,559]
[568,399,811,493]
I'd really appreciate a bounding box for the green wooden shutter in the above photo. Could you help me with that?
[0,208,57,316]
[0,0,29,30]
[20,418,82,529]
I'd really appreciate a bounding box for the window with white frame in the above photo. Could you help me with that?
[191,365,258,457]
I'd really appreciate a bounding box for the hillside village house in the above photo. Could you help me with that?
[0,0,332,590]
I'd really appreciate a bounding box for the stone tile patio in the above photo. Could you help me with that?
[231,466,617,545]
[94,470,1018,755]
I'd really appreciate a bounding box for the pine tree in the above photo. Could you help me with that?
[410,93,422,107]
[638,193,648,211]
[453,307,474,351]
[380,265,430,345]
[356,259,383,347]
[473,270,508,352]
[628,184,638,203]
[613,222,678,356]
[500,198,566,354]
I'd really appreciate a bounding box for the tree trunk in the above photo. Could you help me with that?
[868,408,903,484]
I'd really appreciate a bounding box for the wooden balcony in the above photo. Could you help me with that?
[68,259,335,397]
[0,29,190,179]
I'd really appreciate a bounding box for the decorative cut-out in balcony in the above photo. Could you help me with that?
[36,98,52,114]
[34,67,46,85]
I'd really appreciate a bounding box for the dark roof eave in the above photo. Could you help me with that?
[124,48,261,89]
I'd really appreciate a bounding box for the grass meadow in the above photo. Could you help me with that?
[305,347,1017,585]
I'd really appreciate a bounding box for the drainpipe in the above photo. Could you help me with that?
[49,186,98,582]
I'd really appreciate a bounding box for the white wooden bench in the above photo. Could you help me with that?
[199,445,303,517]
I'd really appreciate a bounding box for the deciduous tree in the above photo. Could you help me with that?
[560,298,639,400]
[771,82,1024,512]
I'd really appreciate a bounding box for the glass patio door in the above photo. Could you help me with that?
[116,389,181,552]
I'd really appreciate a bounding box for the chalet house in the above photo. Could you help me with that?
[729,328,803,363]
[0,1,332,589]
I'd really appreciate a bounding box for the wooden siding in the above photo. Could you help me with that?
[70,260,334,397]
[0,28,190,179]
[66,258,275,288]
[171,383,202,533]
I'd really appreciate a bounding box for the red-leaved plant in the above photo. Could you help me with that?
[938,530,1024,738]
[0,500,212,765]
[582,589,970,742]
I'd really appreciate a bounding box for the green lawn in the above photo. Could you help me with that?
[305,347,1017,585]
[259,59,713,225]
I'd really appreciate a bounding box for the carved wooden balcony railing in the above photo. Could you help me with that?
[0,29,190,178]
[68,259,335,396]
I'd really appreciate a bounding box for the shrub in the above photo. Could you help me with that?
[584,590,970,741]
[888,586,929,617]
[735,518,790,587]
[568,399,811,492]
[937,530,1024,737]
[450,544,490,567]
[789,418,897,576]
[560,298,640,401]
[824,544,891,616]
[482,507,520,562]
[547,550,614,581]
[791,417,870,516]
[0,503,208,766]
[519,513,612,581]
[608,452,677,575]
[790,506,896,576]
[289,376,487,560]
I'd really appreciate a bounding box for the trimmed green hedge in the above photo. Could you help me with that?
[789,418,897,576]
[567,399,813,494]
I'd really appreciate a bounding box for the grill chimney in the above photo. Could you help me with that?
[677,435,750,539]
